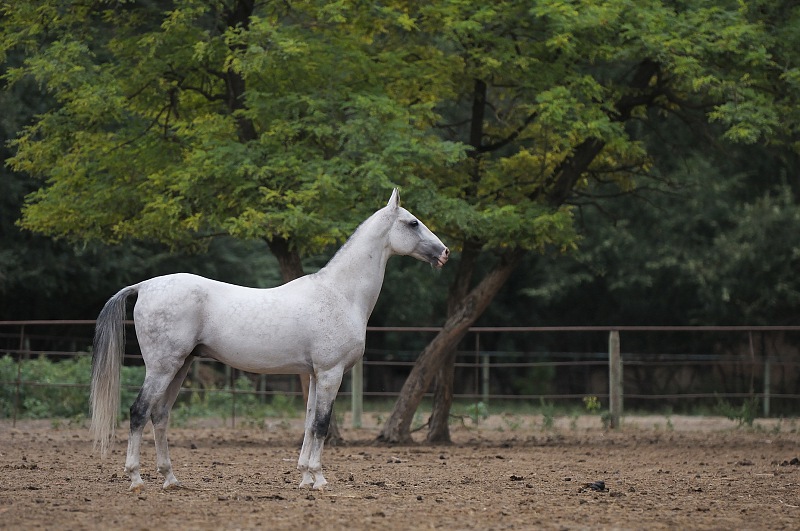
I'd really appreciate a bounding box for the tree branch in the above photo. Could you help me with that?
[542,59,662,206]
[474,110,538,155]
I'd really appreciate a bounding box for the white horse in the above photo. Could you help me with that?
[90,189,449,492]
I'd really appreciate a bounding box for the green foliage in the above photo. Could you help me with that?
[15,0,790,257]
[0,52,284,321]
[500,413,523,431]
[464,401,489,424]
[0,354,93,419]
[164,375,303,424]
[715,396,760,428]
[519,147,800,325]
[583,395,601,414]
[1,0,464,254]
[0,355,302,421]
[583,396,611,429]
[539,398,556,430]
[0,354,148,420]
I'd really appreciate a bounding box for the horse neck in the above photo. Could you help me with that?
[319,210,393,320]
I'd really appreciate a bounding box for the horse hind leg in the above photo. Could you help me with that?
[124,369,182,492]
[125,386,154,493]
[152,356,194,490]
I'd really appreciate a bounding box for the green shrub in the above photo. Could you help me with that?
[0,354,100,418]
[715,396,759,427]
[539,398,556,430]
[0,355,302,422]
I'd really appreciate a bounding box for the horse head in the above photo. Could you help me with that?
[386,189,449,269]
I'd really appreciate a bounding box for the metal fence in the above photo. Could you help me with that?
[2,321,800,427]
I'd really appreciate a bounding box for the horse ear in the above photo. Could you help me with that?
[387,188,400,209]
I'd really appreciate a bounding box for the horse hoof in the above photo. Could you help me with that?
[312,477,328,491]
[162,481,182,490]
[299,471,315,488]
[129,483,144,494]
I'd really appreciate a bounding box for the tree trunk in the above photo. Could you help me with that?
[426,242,481,443]
[543,59,660,206]
[378,249,523,443]
[266,236,344,445]
[266,236,305,283]
[222,1,258,143]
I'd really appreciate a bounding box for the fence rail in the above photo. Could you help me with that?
[3,321,800,427]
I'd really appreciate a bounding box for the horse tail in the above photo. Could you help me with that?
[90,284,139,456]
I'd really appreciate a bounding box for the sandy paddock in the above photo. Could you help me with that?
[1,415,799,530]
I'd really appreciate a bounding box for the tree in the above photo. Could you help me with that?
[376,0,800,442]
[1,1,461,251]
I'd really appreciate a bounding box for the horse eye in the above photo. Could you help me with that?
[408,220,419,228]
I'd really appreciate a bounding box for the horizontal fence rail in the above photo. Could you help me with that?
[2,321,800,428]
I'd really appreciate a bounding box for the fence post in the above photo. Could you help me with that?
[475,333,490,404]
[482,354,490,404]
[13,326,27,428]
[763,357,771,417]
[608,330,622,429]
[351,358,363,428]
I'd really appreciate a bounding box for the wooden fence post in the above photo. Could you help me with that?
[351,358,363,428]
[13,329,29,428]
[763,357,771,417]
[608,330,622,429]
[481,354,490,404]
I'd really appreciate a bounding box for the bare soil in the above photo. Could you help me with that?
[2,414,799,530]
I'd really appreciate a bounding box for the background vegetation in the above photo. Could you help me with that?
[2,1,800,428]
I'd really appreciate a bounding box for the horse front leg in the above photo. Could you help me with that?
[297,373,316,488]
[297,369,342,490]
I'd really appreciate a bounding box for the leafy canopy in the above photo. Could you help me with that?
[2,0,463,253]
[2,0,798,257]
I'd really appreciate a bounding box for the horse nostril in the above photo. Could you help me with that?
[444,248,450,256]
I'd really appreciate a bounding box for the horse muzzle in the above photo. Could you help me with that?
[435,247,450,268]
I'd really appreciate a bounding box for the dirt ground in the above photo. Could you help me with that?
[1,414,799,530]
